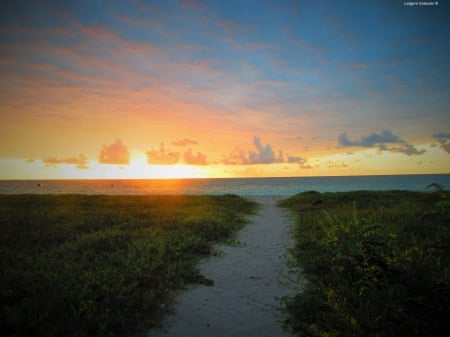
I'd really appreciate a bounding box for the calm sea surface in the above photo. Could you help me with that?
[1,174,449,196]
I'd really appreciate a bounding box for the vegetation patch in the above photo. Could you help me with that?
[279,186,450,337]
[0,194,257,337]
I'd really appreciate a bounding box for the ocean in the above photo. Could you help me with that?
[0,174,449,196]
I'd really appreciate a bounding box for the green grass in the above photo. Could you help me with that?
[0,194,257,337]
[279,188,450,337]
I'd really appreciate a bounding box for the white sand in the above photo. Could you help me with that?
[148,196,303,337]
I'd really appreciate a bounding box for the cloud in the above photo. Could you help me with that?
[146,143,180,165]
[388,144,426,156]
[223,136,307,166]
[328,161,349,168]
[222,148,248,165]
[339,130,426,156]
[286,155,313,168]
[224,136,284,165]
[250,137,284,164]
[339,129,402,147]
[171,138,198,146]
[184,148,207,165]
[43,154,88,169]
[287,155,305,163]
[433,133,450,154]
[99,139,129,164]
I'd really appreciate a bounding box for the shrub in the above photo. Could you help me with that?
[279,189,450,337]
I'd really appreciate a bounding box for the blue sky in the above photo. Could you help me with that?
[1,0,449,178]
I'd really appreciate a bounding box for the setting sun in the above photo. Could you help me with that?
[136,164,209,179]
[1,1,449,180]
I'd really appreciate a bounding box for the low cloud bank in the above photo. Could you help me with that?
[43,155,88,169]
[339,130,425,156]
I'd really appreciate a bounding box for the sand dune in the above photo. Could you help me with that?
[148,195,302,337]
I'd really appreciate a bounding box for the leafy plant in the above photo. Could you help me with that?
[279,189,450,337]
[428,182,450,212]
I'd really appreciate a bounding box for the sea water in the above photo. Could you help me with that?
[1,174,449,196]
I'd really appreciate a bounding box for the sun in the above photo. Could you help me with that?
[145,164,208,179]
[121,157,208,179]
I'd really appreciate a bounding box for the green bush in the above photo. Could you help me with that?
[279,188,450,337]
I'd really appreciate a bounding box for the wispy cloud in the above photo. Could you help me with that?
[433,133,450,154]
[146,143,180,165]
[172,138,198,146]
[99,139,129,164]
[43,154,88,169]
[328,160,349,169]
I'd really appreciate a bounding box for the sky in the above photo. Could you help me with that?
[1,0,449,179]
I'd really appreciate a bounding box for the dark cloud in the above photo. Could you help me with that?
[377,143,389,151]
[99,139,129,164]
[339,130,402,147]
[339,130,425,156]
[147,143,180,165]
[287,155,305,163]
[172,138,198,146]
[287,155,311,169]
[433,133,450,154]
[184,148,207,165]
[43,154,88,169]
[388,144,426,156]
[338,133,353,147]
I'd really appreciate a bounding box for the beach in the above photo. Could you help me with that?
[149,196,301,337]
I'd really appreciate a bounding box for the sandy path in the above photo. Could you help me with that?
[148,195,300,337]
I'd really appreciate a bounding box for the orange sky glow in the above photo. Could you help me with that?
[1,1,449,179]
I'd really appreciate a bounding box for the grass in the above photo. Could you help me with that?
[278,186,450,337]
[0,194,257,337]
